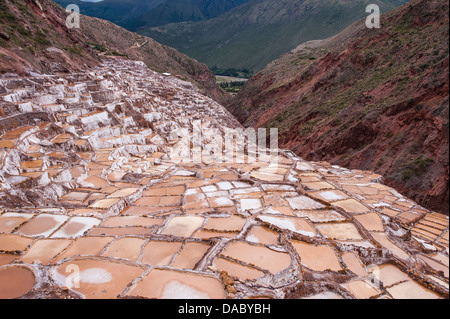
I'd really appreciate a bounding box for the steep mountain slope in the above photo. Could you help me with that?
[227,0,449,214]
[0,0,225,102]
[126,0,251,31]
[140,0,407,72]
[52,0,166,28]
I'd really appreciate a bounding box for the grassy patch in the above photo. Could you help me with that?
[87,42,107,52]
[106,51,128,58]
[299,118,320,136]
[66,46,83,55]
[34,30,51,46]
[399,156,435,181]
[0,11,16,24]
[219,80,247,93]
[212,66,253,79]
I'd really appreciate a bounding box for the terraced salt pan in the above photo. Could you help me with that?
[246,226,279,245]
[302,181,336,190]
[203,215,246,232]
[102,237,146,260]
[370,232,409,260]
[53,259,143,299]
[101,216,162,227]
[342,280,381,299]
[315,223,363,241]
[141,241,182,266]
[17,214,69,237]
[250,171,284,182]
[302,292,343,299]
[107,188,140,198]
[295,161,315,171]
[171,242,211,270]
[60,192,90,202]
[258,215,317,237]
[208,197,234,208]
[263,206,294,216]
[287,196,325,210]
[213,257,265,280]
[89,198,121,209]
[342,252,368,277]
[126,269,226,299]
[54,236,114,262]
[373,264,411,287]
[51,217,101,238]
[221,241,292,274]
[0,266,36,299]
[261,184,296,192]
[294,210,346,223]
[0,234,34,252]
[160,216,205,237]
[309,190,348,202]
[0,254,16,266]
[217,181,233,190]
[292,241,342,272]
[0,213,34,233]
[354,213,384,232]
[386,280,441,299]
[333,199,369,214]
[20,239,72,264]
[240,198,262,211]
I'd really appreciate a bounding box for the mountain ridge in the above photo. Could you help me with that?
[126,0,251,31]
[140,0,408,72]
[52,0,166,27]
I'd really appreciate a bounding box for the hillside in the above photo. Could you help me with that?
[126,0,251,31]
[140,0,407,72]
[0,0,225,102]
[227,0,449,214]
[52,0,166,28]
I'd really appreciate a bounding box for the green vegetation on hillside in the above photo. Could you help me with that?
[126,0,250,30]
[52,0,166,27]
[211,67,253,79]
[140,0,408,72]
[219,80,247,93]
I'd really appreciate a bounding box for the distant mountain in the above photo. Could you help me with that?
[227,0,449,214]
[127,0,251,31]
[52,0,250,30]
[140,0,408,72]
[52,0,166,27]
[1,0,225,102]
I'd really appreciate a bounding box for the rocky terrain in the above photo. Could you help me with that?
[227,0,449,215]
[0,58,448,299]
[0,0,225,102]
